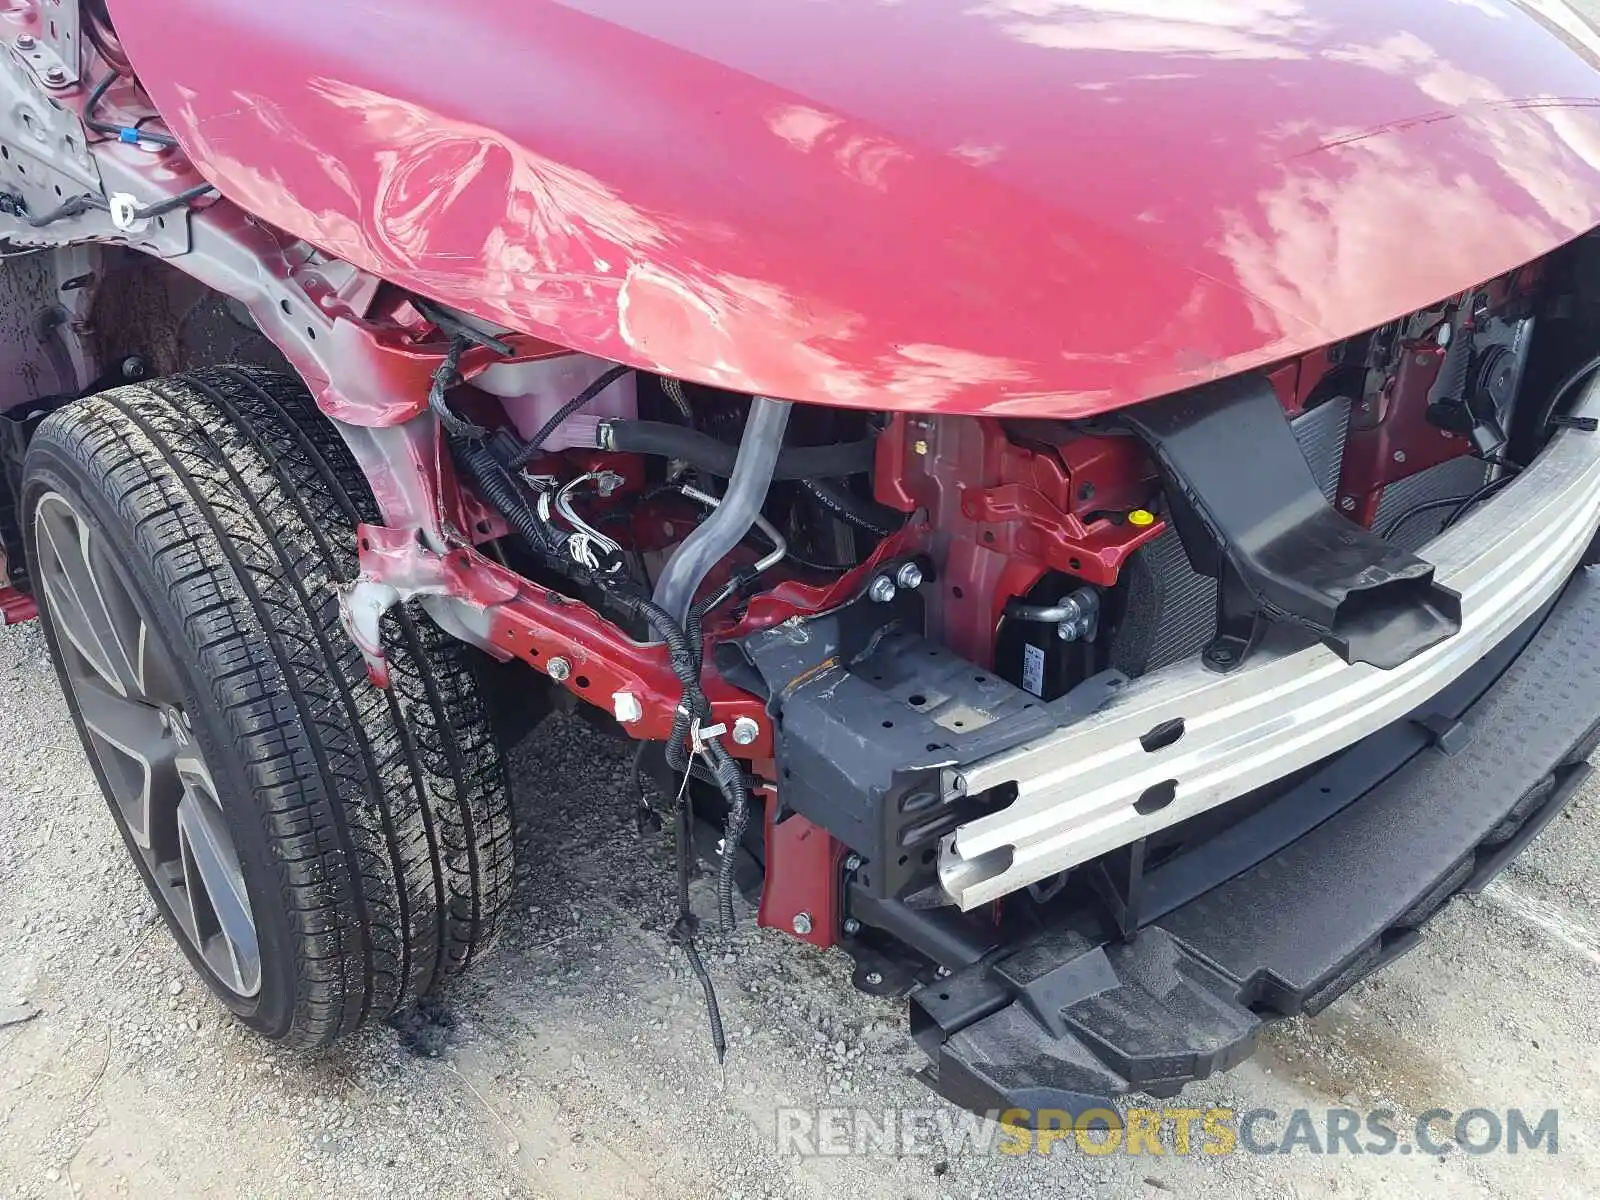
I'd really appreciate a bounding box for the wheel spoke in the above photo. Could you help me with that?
[35,498,142,696]
[176,760,260,996]
[133,618,186,708]
[74,681,177,853]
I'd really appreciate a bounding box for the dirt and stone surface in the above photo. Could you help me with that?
[0,611,1597,1199]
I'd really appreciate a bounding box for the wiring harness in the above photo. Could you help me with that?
[418,302,779,1062]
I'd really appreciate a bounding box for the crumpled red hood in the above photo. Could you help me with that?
[115,0,1600,417]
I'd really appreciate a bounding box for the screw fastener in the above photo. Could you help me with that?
[842,918,861,936]
[16,34,34,50]
[791,912,813,936]
[868,575,897,604]
[895,561,925,591]
[731,715,760,746]
[865,971,884,986]
[42,65,66,86]
[547,656,572,682]
[843,853,864,872]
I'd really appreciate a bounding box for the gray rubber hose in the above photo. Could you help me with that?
[651,396,793,626]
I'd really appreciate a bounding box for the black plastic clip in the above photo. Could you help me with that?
[1414,713,1473,756]
[1550,414,1600,433]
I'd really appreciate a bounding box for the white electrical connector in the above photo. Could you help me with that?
[554,471,625,569]
[107,193,150,233]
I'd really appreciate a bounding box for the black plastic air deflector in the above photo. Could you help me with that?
[1122,375,1462,669]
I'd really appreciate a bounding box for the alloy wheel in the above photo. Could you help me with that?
[33,490,261,997]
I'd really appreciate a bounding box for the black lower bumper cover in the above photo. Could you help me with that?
[914,568,1600,1119]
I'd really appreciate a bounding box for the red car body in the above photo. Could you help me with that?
[110,0,1600,417]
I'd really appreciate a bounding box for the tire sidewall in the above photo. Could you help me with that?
[22,429,302,1040]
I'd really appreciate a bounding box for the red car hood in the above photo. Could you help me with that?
[115,0,1600,417]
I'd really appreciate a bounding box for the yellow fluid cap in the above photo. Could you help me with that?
[1128,508,1156,527]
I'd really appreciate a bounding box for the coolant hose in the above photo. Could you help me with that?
[801,476,904,538]
[598,419,872,480]
[651,397,793,627]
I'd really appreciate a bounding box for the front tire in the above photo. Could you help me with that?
[22,366,514,1048]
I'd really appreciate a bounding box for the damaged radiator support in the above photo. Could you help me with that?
[731,575,1126,901]
[737,372,1497,915]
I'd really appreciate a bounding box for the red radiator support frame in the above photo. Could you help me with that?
[757,801,846,950]
[873,412,1165,666]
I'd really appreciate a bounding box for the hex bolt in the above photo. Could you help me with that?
[42,65,66,86]
[731,715,760,746]
[868,575,897,604]
[843,853,863,873]
[547,656,572,682]
[791,912,813,935]
[912,439,930,456]
[865,971,884,986]
[1393,450,1407,463]
[842,918,861,936]
[16,34,34,50]
[1339,496,1356,512]
[895,561,925,591]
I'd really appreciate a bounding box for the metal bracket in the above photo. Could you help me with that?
[0,52,191,257]
[14,3,80,90]
[1201,566,1270,673]
[1087,838,1148,941]
[0,45,97,201]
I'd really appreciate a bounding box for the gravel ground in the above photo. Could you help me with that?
[0,610,1597,1199]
